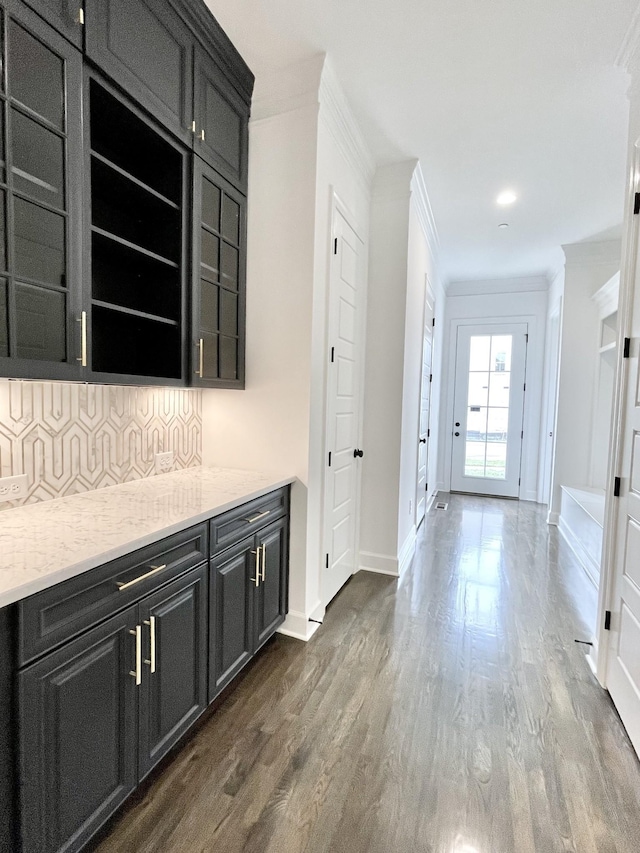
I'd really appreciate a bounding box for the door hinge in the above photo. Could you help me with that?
[634,193,640,215]
[432,317,435,327]
[427,428,430,437]
[614,476,621,497]
[328,452,332,467]
[425,482,428,491]
[523,383,526,391]
[605,610,612,630]
[521,430,524,439]
[78,7,85,24]
[331,346,334,363]
[429,373,433,383]
[333,237,338,255]
[624,337,631,358]
[525,333,529,343]
[325,553,329,569]
[518,478,521,486]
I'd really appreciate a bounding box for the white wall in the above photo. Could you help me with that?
[539,266,564,510]
[359,161,442,576]
[202,55,374,638]
[550,240,621,519]
[438,276,549,501]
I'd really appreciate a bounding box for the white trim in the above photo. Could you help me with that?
[547,510,560,526]
[586,647,599,679]
[251,54,324,121]
[278,610,322,642]
[410,163,440,261]
[398,525,417,576]
[592,272,620,318]
[447,276,549,297]
[358,551,400,577]
[562,239,622,268]
[558,515,600,589]
[318,58,375,191]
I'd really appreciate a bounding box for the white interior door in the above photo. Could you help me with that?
[323,207,365,606]
[416,285,435,525]
[451,324,528,498]
[605,236,640,756]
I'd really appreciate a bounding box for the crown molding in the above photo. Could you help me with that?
[318,58,375,190]
[410,162,440,261]
[251,54,324,122]
[562,238,622,267]
[447,275,549,298]
[372,159,417,201]
[592,272,620,317]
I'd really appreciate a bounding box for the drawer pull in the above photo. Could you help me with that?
[261,543,266,581]
[116,564,167,591]
[245,510,271,524]
[129,625,142,686]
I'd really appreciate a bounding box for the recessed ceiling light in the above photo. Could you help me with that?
[498,223,509,229]
[497,190,517,206]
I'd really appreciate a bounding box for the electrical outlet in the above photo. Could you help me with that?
[154,451,174,475]
[0,474,29,503]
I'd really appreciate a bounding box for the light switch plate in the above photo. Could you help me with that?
[154,451,174,475]
[0,474,29,502]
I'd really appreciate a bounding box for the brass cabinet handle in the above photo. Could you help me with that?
[245,509,270,524]
[116,564,167,591]
[251,548,261,586]
[260,543,266,581]
[129,625,142,685]
[144,616,156,673]
[195,338,204,377]
[77,311,87,367]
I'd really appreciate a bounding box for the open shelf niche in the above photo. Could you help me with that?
[88,79,184,379]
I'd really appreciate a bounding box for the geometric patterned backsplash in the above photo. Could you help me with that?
[0,381,202,511]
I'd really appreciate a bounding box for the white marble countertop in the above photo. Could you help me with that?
[0,466,295,607]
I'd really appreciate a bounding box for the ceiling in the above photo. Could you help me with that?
[205,0,638,284]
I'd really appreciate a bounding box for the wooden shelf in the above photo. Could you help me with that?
[91,227,179,269]
[92,299,179,327]
[91,151,180,210]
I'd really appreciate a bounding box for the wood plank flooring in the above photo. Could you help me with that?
[91,494,640,853]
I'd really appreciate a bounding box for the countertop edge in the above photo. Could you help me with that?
[0,474,296,609]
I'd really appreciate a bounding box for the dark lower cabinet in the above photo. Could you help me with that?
[209,513,289,702]
[138,567,207,779]
[19,563,208,853]
[254,519,289,651]
[19,607,139,853]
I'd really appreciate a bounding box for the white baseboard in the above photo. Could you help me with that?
[398,526,417,577]
[425,491,437,513]
[308,599,325,623]
[586,643,598,678]
[277,609,322,642]
[359,550,400,577]
[547,510,559,526]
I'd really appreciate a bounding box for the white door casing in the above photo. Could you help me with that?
[322,203,366,607]
[450,323,528,498]
[603,146,640,756]
[416,283,435,526]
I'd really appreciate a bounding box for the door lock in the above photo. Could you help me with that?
[454,432,460,437]
[419,438,426,444]
[353,449,364,458]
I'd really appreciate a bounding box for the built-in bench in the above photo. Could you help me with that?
[558,485,605,588]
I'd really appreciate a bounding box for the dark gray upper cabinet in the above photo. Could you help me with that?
[21,0,84,48]
[192,158,246,387]
[19,607,139,853]
[138,566,208,779]
[0,0,84,381]
[194,46,249,191]
[84,0,194,146]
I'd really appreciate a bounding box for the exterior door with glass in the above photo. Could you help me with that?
[451,324,528,497]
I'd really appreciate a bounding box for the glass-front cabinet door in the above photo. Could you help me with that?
[192,157,245,388]
[0,1,83,380]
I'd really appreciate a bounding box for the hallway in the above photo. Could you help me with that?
[92,495,640,853]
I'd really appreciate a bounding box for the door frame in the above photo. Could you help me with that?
[319,191,367,609]
[592,140,640,685]
[415,278,435,527]
[442,314,541,499]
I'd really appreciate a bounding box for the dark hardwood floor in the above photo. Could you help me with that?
[92,494,640,853]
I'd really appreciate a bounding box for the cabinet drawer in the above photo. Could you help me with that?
[210,488,289,555]
[18,523,208,666]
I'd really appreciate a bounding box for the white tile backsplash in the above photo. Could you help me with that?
[0,381,202,510]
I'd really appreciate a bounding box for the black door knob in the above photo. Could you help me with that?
[455,422,460,427]
[419,438,426,444]
[353,449,364,458]
[454,432,460,437]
